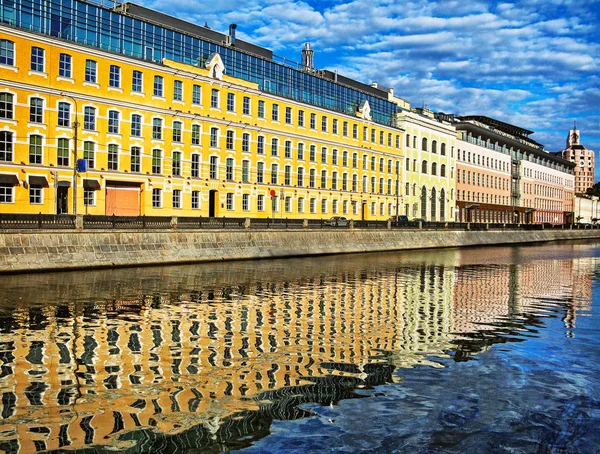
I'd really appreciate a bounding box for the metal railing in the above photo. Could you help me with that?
[1,213,599,231]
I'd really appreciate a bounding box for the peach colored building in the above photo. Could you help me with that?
[438,114,575,224]
[558,126,595,194]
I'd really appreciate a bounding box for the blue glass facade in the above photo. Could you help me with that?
[0,0,399,125]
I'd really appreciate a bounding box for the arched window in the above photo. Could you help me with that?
[431,162,437,176]
[440,188,446,221]
[422,137,428,151]
[440,164,446,177]
[406,134,410,147]
[431,140,437,154]
[441,143,446,155]
[430,187,437,221]
[420,186,427,219]
[421,160,428,174]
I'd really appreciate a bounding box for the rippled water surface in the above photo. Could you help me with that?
[0,242,599,453]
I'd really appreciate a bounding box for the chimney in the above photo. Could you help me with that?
[302,43,314,70]
[229,24,237,46]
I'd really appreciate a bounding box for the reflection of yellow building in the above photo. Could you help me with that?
[0,247,594,452]
[0,1,404,220]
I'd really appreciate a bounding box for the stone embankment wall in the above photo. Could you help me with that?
[1,228,600,273]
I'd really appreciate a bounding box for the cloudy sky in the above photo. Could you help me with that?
[141,0,599,176]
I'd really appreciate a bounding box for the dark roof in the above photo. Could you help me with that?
[460,115,534,138]
[120,3,273,60]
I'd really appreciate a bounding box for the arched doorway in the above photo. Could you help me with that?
[420,186,427,219]
[440,188,446,221]
[430,187,437,221]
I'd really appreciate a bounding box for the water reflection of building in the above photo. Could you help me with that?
[0,248,595,452]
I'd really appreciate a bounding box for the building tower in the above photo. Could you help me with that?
[302,42,314,70]
[561,123,595,194]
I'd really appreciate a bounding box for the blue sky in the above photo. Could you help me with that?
[141,0,600,180]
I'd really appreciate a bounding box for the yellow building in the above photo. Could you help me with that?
[0,1,404,220]
[398,108,457,221]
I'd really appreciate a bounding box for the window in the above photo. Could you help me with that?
[422,137,428,151]
[84,106,96,130]
[192,84,201,105]
[271,164,278,184]
[29,135,42,164]
[0,93,13,119]
[173,80,183,101]
[210,156,218,179]
[331,171,337,190]
[242,193,250,211]
[352,174,358,192]
[30,47,44,72]
[371,156,376,171]
[371,129,375,143]
[258,100,265,118]
[29,185,42,204]
[242,133,250,153]
[321,170,327,189]
[210,127,219,148]
[192,124,201,145]
[332,119,338,134]
[310,113,316,129]
[380,131,384,145]
[342,172,348,191]
[58,102,70,127]
[258,194,265,211]
[130,146,140,172]
[332,149,338,166]
[298,110,304,127]
[132,70,143,92]
[285,107,292,124]
[131,114,142,137]
[242,160,250,182]
[431,162,437,175]
[0,131,14,162]
[257,162,264,183]
[284,165,291,185]
[321,199,327,214]
[0,40,15,66]
[285,140,292,158]
[298,167,304,186]
[257,136,265,154]
[310,145,316,162]
[353,124,358,139]
[226,130,234,150]
[151,76,163,97]
[211,88,219,108]
[441,143,446,156]
[191,154,200,178]
[57,138,69,166]
[343,121,348,137]
[352,152,358,168]
[321,147,327,164]
[152,118,162,140]
[271,138,278,156]
[85,59,97,83]
[297,143,304,160]
[172,152,182,176]
[152,188,162,208]
[309,169,316,188]
[332,199,338,214]
[83,190,95,206]
[285,196,292,212]
[172,121,182,142]
[83,141,95,169]
[173,190,181,208]
[321,116,327,132]
[0,184,13,203]
[192,190,200,209]
[388,133,392,147]
[108,110,119,134]
[226,193,234,210]
[243,96,250,115]
[105,144,118,170]
[29,97,43,123]
[298,197,304,213]
[226,92,235,112]
[59,53,71,78]
[152,149,162,174]
[421,160,428,173]
[109,65,120,88]
[310,198,316,213]
[226,158,234,180]
[272,104,279,121]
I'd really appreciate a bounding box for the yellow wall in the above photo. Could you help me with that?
[0,28,404,219]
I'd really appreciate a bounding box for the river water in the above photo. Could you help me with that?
[0,241,599,453]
